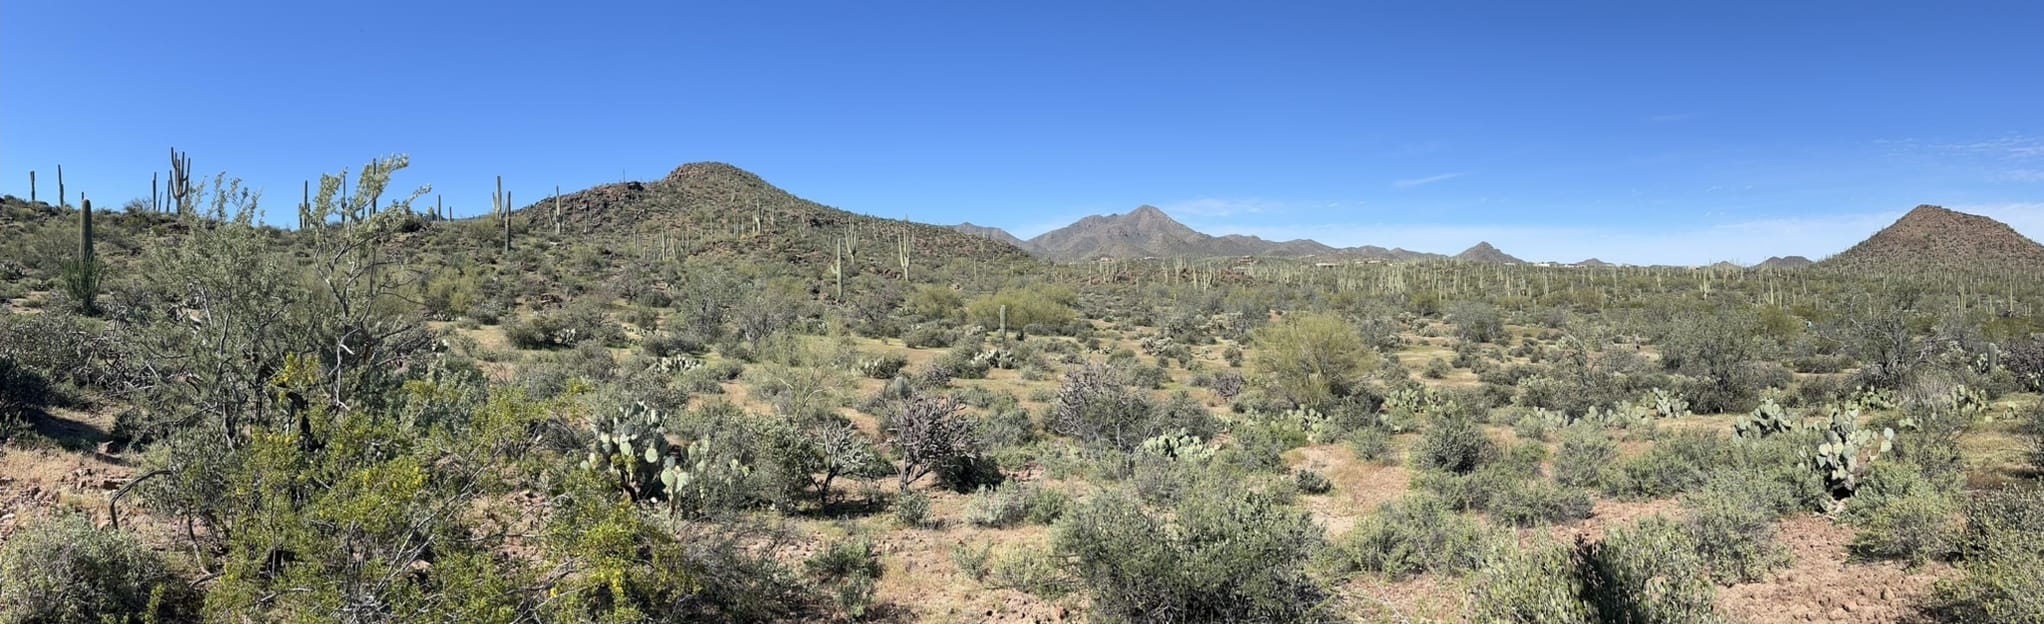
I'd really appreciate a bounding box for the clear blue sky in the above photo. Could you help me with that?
[5,1,2042,264]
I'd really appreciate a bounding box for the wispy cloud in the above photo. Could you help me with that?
[1994,169,2044,183]
[1392,171,1469,189]
[1936,136,2044,161]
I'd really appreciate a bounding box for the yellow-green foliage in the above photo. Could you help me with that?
[1249,311,1377,409]
[965,284,1077,334]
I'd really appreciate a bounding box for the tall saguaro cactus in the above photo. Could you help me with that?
[61,196,101,315]
[27,170,34,204]
[553,185,562,235]
[79,196,93,264]
[168,147,193,216]
[57,165,65,208]
[492,176,512,253]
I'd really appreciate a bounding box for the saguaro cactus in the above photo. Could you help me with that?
[168,147,193,216]
[553,185,562,235]
[57,164,65,208]
[27,170,34,204]
[492,176,512,253]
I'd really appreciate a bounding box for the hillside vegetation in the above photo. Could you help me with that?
[2,158,2043,624]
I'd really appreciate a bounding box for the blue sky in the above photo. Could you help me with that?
[4,1,2042,265]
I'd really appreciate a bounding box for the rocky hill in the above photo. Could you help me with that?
[1756,255,1814,269]
[1821,205,2044,274]
[1017,205,1475,262]
[529,162,1036,269]
[1454,242,1525,264]
[948,223,1030,249]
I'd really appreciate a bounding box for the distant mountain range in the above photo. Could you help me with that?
[950,205,1512,264]
[951,203,2044,272]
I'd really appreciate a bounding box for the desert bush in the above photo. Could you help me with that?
[1251,311,1377,409]
[1294,468,1334,494]
[804,534,884,620]
[0,514,195,624]
[894,489,936,528]
[1600,429,1729,499]
[1933,485,2044,623]
[1413,416,1498,474]
[987,542,1075,598]
[1048,363,1215,452]
[1053,486,1327,623]
[1349,426,1396,464]
[1554,426,1616,488]
[1843,462,1959,565]
[1581,516,1727,624]
[1451,301,1506,344]
[967,285,1077,338]
[1470,538,1595,624]
[1490,479,1595,527]
[1683,478,1793,583]
[1329,493,1495,580]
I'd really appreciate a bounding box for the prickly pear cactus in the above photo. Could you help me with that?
[1734,399,1797,439]
[972,348,1017,370]
[1645,388,1690,419]
[581,401,678,503]
[1139,430,1215,463]
[1810,404,1894,496]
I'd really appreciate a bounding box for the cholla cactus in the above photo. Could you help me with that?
[1645,388,1689,419]
[1811,404,1893,496]
[1734,399,1797,439]
[1139,430,1215,463]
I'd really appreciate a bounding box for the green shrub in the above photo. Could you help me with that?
[952,542,993,582]
[1844,462,1958,565]
[1413,416,1498,474]
[987,542,1074,598]
[1683,478,1792,583]
[1934,486,2044,623]
[1581,516,1726,624]
[0,514,195,624]
[1329,493,1495,580]
[1294,469,1334,494]
[1470,539,1595,624]
[1349,426,1396,464]
[1489,479,1594,527]
[1054,486,1328,623]
[805,534,883,620]
[1554,426,1617,488]
[965,481,1034,528]
[1600,429,1728,499]
[894,490,936,528]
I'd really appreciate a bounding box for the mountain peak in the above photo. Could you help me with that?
[1455,241,1524,264]
[1822,204,2044,272]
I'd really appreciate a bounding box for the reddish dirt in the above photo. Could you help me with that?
[1718,515,1950,624]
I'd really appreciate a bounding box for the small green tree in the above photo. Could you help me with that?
[965,284,1077,338]
[1251,312,1377,409]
